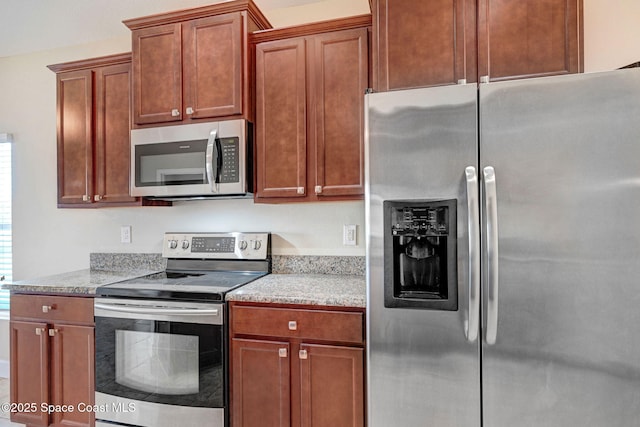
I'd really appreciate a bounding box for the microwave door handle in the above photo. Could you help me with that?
[206,129,219,194]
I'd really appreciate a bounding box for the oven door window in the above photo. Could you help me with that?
[135,140,208,187]
[95,317,223,408]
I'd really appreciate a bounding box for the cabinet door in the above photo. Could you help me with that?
[477,0,583,81]
[373,0,477,90]
[310,28,368,199]
[231,339,290,427]
[56,70,93,206]
[50,324,95,427]
[9,321,50,427]
[299,344,364,427]
[183,13,243,120]
[255,38,307,199]
[94,62,137,204]
[132,23,182,124]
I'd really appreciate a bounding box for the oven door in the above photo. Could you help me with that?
[94,298,225,427]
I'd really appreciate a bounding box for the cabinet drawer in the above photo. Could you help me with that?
[231,305,364,345]
[10,294,94,324]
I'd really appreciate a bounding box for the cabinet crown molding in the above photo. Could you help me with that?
[47,52,132,73]
[123,0,272,30]
[251,14,371,44]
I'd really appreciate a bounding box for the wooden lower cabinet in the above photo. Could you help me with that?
[230,303,365,427]
[10,294,94,427]
[232,339,291,426]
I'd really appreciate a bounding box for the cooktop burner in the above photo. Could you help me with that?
[96,232,271,301]
[97,270,268,301]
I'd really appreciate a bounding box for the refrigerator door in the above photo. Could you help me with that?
[480,69,640,427]
[366,84,480,426]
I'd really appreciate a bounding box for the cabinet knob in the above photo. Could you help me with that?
[48,329,58,337]
[314,185,323,194]
[299,349,308,360]
[186,107,194,115]
[42,305,53,313]
[171,109,180,117]
[94,195,103,201]
[82,195,90,202]
[278,348,288,358]
[35,327,46,336]
[288,320,297,331]
[297,187,305,195]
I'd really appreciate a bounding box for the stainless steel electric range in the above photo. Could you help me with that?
[94,232,270,427]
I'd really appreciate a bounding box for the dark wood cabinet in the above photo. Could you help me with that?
[373,0,477,90]
[231,339,291,426]
[230,303,365,427]
[10,294,94,427]
[477,0,583,81]
[372,0,583,90]
[252,16,370,203]
[124,0,271,126]
[48,53,142,208]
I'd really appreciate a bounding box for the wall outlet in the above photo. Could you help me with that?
[343,224,357,246]
[120,226,132,244]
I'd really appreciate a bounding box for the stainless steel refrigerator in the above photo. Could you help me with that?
[365,69,640,427]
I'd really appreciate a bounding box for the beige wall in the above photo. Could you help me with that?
[583,0,640,71]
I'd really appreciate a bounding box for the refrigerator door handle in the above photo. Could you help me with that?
[465,167,480,342]
[484,166,500,345]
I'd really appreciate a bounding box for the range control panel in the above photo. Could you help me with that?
[162,232,270,260]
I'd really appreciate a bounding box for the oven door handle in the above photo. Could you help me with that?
[94,303,220,316]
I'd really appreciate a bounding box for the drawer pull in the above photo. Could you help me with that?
[35,327,46,336]
[288,321,297,331]
[299,349,308,360]
[278,348,288,358]
[42,305,53,313]
[48,329,58,337]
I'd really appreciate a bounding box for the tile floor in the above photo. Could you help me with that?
[0,378,24,427]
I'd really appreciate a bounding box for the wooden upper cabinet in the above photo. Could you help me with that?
[55,69,94,206]
[184,14,243,119]
[253,16,370,203]
[131,23,182,124]
[477,0,583,81]
[373,0,477,91]
[124,0,272,127]
[310,29,368,198]
[94,63,137,204]
[372,0,583,90]
[49,53,141,208]
[255,37,307,199]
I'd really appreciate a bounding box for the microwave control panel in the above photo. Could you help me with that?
[219,137,239,183]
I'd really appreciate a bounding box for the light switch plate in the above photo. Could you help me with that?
[120,226,132,244]
[343,224,357,246]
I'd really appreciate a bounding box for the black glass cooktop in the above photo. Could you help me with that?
[96,270,267,301]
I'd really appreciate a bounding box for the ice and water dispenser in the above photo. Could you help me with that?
[383,200,458,310]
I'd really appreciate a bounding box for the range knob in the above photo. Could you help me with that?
[168,239,178,249]
[252,240,262,250]
[239,240,248,251]
[182,240,190,250]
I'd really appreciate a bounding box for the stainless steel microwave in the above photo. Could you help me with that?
[130,120,252,199]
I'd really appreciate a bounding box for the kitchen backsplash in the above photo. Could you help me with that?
[90,253,365,276]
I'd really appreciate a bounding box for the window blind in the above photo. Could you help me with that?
[0,142,11,310]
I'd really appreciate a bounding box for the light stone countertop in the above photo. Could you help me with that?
[1,254,366,307]
[0,269,161,295]
[226,274,366,308]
